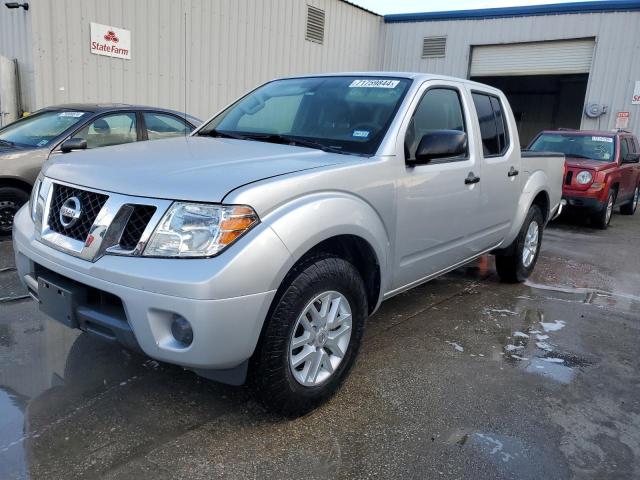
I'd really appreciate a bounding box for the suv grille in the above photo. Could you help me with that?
[565,171,574,185]
[48,184,108,241]
[119,205,156,250]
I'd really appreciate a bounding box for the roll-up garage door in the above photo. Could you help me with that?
[470,39,595,77]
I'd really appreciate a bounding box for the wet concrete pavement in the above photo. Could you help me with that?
[1,213,639,479]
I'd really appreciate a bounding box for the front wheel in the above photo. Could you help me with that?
[0,187,30,236]
[592,189,615,229]
[495,205,544,283]
[250,255,367,416]
[620,185,638,215]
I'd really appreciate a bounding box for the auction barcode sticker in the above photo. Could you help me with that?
[349,79,400,88]
[592,136,613,143]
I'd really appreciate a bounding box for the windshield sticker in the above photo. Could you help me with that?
[59,112,85,117]
[349,79,400,89]
[37,139,48,146]
[352,130,370,138]
[592,136,613,143]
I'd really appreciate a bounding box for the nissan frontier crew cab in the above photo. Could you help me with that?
[13,73,563,415]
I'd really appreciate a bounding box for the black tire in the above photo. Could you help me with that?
[250,254,367,417]
[495,205,544,283]
[620,185,639,215]
[0,187,30,236]
[592,189,615,229]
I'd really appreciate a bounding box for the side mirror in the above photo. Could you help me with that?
[60,138,87,153]
[409,130,468,165]
[622,153,640,164]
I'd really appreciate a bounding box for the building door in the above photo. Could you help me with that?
[469,39,595,145]
[0,56,18,127]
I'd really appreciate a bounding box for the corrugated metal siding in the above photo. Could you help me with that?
[28,0,383,120]
[470,39,595,76]
[0,5,34,111]
[381,11,640,136]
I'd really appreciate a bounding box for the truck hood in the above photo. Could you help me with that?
[43,136,349,201]
[564,157,617,172]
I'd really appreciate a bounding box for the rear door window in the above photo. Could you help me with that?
[471,92,509,156]
[143,112,192,140]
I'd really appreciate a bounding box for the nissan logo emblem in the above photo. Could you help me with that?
[59,196,82,228]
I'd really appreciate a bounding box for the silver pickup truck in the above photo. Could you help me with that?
[13,73,563,415]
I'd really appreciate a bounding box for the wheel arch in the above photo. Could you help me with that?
[0,176,33,194]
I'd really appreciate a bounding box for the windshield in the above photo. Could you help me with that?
[0,110,89,148]
[198,76,412,155]
[529,133,615,162]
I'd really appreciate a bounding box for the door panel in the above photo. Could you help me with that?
[392,83,484,290]
[470,91,520,246]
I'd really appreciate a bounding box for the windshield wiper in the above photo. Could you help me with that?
[0,139,15,147]
[567,153,595,160]
[243,133,346,155]
[200,129,248,141]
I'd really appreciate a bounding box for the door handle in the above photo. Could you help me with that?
[508,166,519,177]
[465,172,480,185]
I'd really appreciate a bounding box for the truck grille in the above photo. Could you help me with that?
[48,184,108,241]
[119,205,156,250]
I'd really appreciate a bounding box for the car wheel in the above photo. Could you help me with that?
[593,189,616,229]
[620,185,639,215]
[251,254,367,417]
[495,205,544,283]
[0,187,30,236]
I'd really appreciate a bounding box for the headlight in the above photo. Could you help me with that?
[30,174,43,221]
[576,171,593,185]
[143,202,259,257]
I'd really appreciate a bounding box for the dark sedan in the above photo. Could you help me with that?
[0,104,201,234]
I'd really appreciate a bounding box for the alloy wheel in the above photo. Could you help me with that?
[0,200,19,233]
[522,220,539,268]
[605,195,614,224]
[289,291,352,387]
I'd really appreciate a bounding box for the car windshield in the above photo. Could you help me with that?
[529,133,615,162]
[0,110,89,147]
[198,76,412,155]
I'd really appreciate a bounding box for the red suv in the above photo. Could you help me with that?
[528,130,640,229]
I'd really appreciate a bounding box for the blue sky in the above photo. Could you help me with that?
[349,0,601,15]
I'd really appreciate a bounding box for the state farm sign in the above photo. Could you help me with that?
[90,22,131,60]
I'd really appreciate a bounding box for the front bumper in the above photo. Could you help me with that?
[563,194,605,211]
[13,206,292,378]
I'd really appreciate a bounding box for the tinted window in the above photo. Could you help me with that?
[472,92,509,156]
[490,96,508,153]
[199,76,412,155]
[405,88,466,162]
[73,113,137,149]
[620,138,630,160]
[143,112,191,140]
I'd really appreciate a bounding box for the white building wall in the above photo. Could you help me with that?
[26,0,383,120]
[382,11,640,136]
[0,4,35,111]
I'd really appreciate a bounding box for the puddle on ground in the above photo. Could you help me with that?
[478,303,593,385]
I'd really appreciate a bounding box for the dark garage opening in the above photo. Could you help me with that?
[471,74,589,147]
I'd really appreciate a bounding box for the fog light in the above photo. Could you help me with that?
[171,314,193,346]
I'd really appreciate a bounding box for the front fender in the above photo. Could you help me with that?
[263,192,391,300]
[500,170,550,249]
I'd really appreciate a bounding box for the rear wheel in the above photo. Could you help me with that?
[495,205,544,283]
[250,255,367,417]
[0,187,30,236]
[593,189,615,229]
[620,185,638,215]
